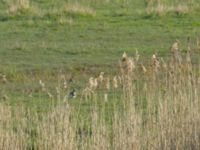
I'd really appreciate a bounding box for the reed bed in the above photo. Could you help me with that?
[0,41,200,150]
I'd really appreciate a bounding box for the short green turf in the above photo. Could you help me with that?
[0,0,200,106]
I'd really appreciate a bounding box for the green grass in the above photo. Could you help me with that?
[0,0,200,106]
[0,1,200,147]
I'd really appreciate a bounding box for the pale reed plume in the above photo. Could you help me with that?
[171,41,179,53]
[141,64,147,74]
[60,75,68,89]
[135,49,140,63]
[113,76,118,89]
[64,81,68,89]
[81,87,94,100]
[39,80,46,92]
[127,57,136,73]
[171,41,182,64]
[122,52,128,62]
[89,77,98,90]
[105,77,110,90]
[117,75,122,85]
[93,78,98,89]
[151,54,160,73]
[98,72,104,83]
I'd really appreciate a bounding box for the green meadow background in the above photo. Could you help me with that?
[0,1,200,150]
[0,0,199,107]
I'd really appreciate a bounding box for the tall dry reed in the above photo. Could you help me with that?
[0,41,200,149]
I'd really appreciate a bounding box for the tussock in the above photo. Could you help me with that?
[147,3,190,15]
[63,3,96,17]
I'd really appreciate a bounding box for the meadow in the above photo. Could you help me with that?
[0,0,200,149]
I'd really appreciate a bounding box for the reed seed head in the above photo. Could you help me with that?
[98,72,104,83]
[127,58,135,73]
[122,52,128,62]
[171,41,179,53]
[151,54,160,72]
[89,77,98,89]
[141,64,147,74]
[93,78,98,89]
[113,76,118,89]
[39,80,46,92]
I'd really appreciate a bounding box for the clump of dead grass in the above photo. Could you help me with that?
[6,0,41,17]
[146,3,190,16]
[63,3,96,17]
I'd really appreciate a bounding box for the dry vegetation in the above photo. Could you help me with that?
[146,0,199,16]
[4,0,200,21]
[5,0,96,20]
[6,0,35,15]
[63,3,96,17]
[0,41,200,149]
[0,105,28,149]
[146,4,190,15]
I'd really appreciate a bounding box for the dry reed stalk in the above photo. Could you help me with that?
[98,72,104,83]
[0,105,29,150]
[37,106,77,150]
[105,77,110,90]
[113,76,118,89]
[1,41,200,150]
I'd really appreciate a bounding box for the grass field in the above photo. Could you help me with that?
[0,0,200,149]
[0,0,200,72]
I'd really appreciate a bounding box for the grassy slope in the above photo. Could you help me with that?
[0,0,200,106]
[0,0,199,73]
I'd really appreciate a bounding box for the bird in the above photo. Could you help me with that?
[63,89,76,102]
[68,89,76,99]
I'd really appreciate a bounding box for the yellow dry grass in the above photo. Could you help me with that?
[7,0,30,14]
[63,3,96,17]
[147,3,190,15]
[0,41,200,149]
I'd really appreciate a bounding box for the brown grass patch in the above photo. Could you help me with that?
[63,3,96,17]
[147,3,190,15]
